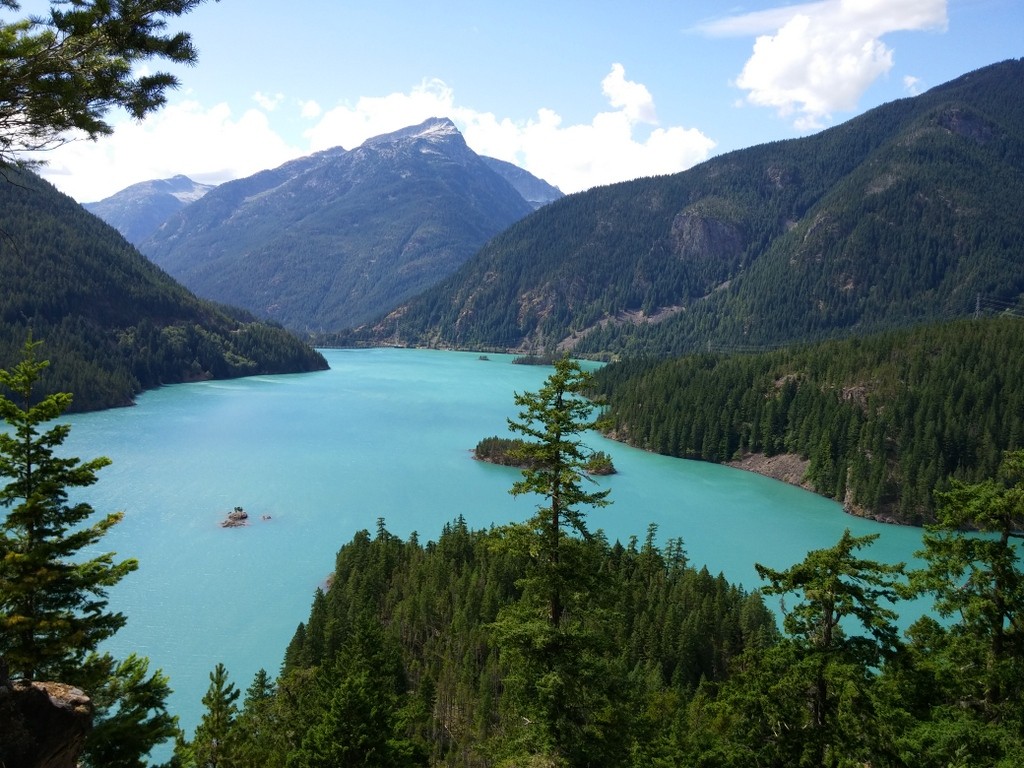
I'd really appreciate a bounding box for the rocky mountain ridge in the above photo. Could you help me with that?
[135,118,561,332]
[341,59,1024,357]
[84,174,214,245]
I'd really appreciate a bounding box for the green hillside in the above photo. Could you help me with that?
[593,315,1024,524]
[0,170,327,411]
[339,59,1024,356]
[174,518,779,767]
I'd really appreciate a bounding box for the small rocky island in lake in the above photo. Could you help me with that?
[221,506,249,528]
[221,507,274,527]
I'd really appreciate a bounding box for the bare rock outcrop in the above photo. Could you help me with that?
[0,675,93,768]
[221,505,249,527]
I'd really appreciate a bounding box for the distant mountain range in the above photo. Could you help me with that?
[0,170,327,412]
[84,174,214,245]
[126,118,562,332]
[338,59,1024,357]
[26,57,1024,418]
[480,156,563,209]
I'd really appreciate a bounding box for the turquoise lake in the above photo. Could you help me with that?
[59,348,930,744]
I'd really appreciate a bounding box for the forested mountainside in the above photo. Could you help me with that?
[84,174,214,245]
[140,118,545,332]
[592,315,1024,525]
[0,170,327,412]
[339,59,1024,356]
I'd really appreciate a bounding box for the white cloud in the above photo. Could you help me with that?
[37,65,715,201]
[460,106,714,194]
[602,63,658,124]
[305,66,714,193]
[903,74,923,95]
[252,91,284,111]
[36,101,304,202]
[303,78,459,150]
[299,99,322,119]
[701,0,947,129]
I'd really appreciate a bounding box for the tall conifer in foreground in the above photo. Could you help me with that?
[756,530,905,765]
[495,356,626,767]
[176,662,241,768]
[892,449,1024,764]
[0,338,176,766]
[505,355,610,629]
[0,338,135,679]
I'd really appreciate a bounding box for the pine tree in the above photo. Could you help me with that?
[81,653,178,768]
[287,620,421,768]
[0,338,176,766]
[909,449,1024,716]
[495,356,626,766]
[505,355,610,628]
[233,668,286,768]
[0,0,214,167]
[177,662,241,768]
[0,338,137,679]
[745,530,906,765]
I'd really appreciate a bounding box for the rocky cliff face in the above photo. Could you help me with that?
[0,677,93,768]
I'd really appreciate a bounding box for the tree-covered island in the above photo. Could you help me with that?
[475,356,616,476]
[475,436,616,476]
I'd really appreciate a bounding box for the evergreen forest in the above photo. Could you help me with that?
[0,170,328,411]
[179,518,777,768]
[176,484,1024,767]
[338,59,1024,359]
[169,360,1024,768]
[592,315,1024,525]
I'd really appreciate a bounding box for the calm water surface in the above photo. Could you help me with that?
[61,348,928,742]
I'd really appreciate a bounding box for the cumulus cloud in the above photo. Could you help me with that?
[38,65,714,201]
[903,74,923,95]
[701,0,947,129]
[299,99,322,119]
[36,101,304,202]
[602,63,658,124]
[252,91,284,111]
[303,78,459,151]
[305,65,714,193]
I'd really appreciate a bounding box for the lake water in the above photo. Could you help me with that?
[59,348,929,745]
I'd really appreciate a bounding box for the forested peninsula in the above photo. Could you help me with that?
[176,444,1024,768]
[592,315,1024,525]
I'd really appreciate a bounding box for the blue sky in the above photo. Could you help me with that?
[25,0,1023,202]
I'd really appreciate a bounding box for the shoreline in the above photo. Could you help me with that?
[725,451,913,527]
